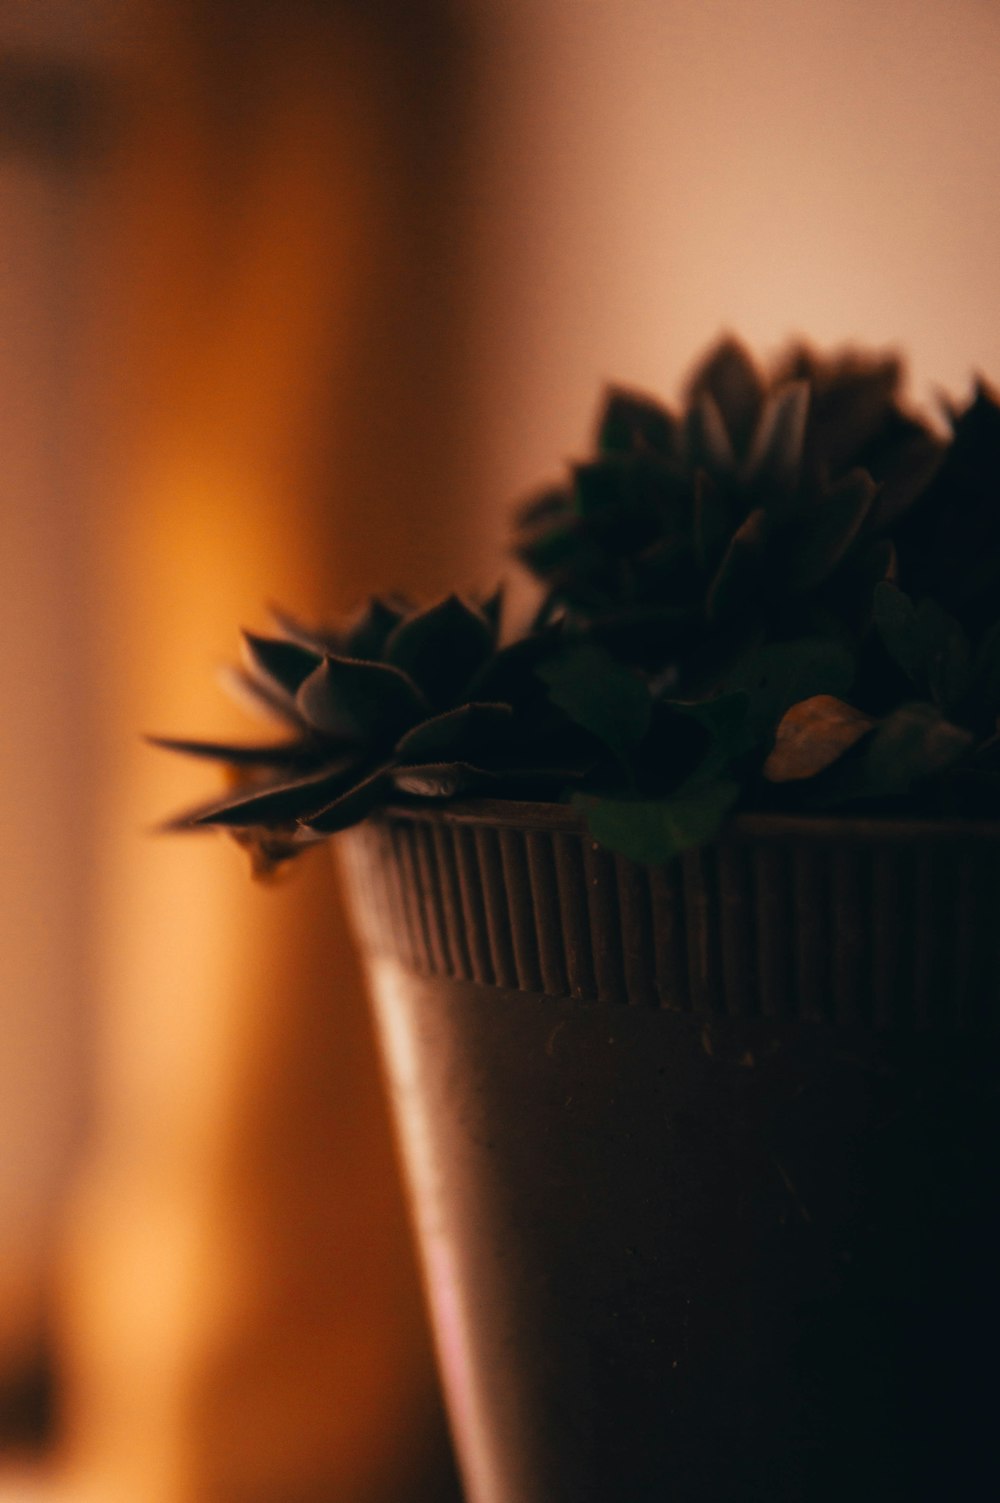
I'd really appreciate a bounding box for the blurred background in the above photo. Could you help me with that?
[2,1,1000,1498]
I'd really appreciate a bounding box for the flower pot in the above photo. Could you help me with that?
[338,802,1000,1503]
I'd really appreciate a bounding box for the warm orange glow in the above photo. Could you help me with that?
[53,7,458,1501]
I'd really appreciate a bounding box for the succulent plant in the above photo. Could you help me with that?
[159,336,1000,869]
[155,593,597,873]
[514,336,944,679]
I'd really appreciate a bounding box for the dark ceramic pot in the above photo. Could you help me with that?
[339,802,1000,1503]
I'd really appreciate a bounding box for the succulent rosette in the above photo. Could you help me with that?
[515,337,944,676]
[159,336,1000,868]
[155,593,597,873]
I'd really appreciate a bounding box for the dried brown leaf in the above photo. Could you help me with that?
[764,694,875,783]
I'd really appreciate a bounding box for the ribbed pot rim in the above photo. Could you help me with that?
[380,798,1000,846]
[343,800,1000,1026]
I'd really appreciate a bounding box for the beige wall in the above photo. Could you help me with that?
[465,0,1000,528]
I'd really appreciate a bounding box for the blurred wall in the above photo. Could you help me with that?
[466,0,1000,521]
[0,0,111,1431]
[48,2,481,1500]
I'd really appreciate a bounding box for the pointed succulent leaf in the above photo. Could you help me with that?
[597,387,678,459]
[145,733,315,767]
[299,764,393,832]
[394,702,514,762]
[572,459,631,519]
[894,381,1000,625]
[478,585,504,634]
[807,355,902,471]
[187,760,362,828]
[744,380,809,490]
[786,470,878,591]
[242,631,321,695]
[706,507,770,620]
[218,664,306,728]
[687,337,766,459]
[692,472,733,572]
[537,643,651,770]
[392,755,590,801]
[763,695,875,783]
[267,602,344,656]
[861,425,944,534]
[575,779,740,865]
[297,654,429,745]
[345,595,411,660]
[382,594,494,707]
[824,538,898,638]
[465,633,555,703]
[689,391,737,473]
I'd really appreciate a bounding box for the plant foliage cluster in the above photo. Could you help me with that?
[158,337,1000,868]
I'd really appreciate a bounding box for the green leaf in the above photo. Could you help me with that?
[537,644,651,772]
[667,692,754,784]
[921,601,973,709]
[575,779,740,865]
[872,580,920,679]
[967,619,1000,718]
[873,582,973,711]
[863,702,973,797]
[719,638,855,740]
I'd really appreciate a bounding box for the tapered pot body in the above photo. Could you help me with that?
[339,803,1000,1503]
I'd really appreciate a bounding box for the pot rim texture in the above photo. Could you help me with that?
[341,802,1000,1032]
[382,797,1000,846]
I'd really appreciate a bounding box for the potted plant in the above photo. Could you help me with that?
[156,338,1000,1502]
